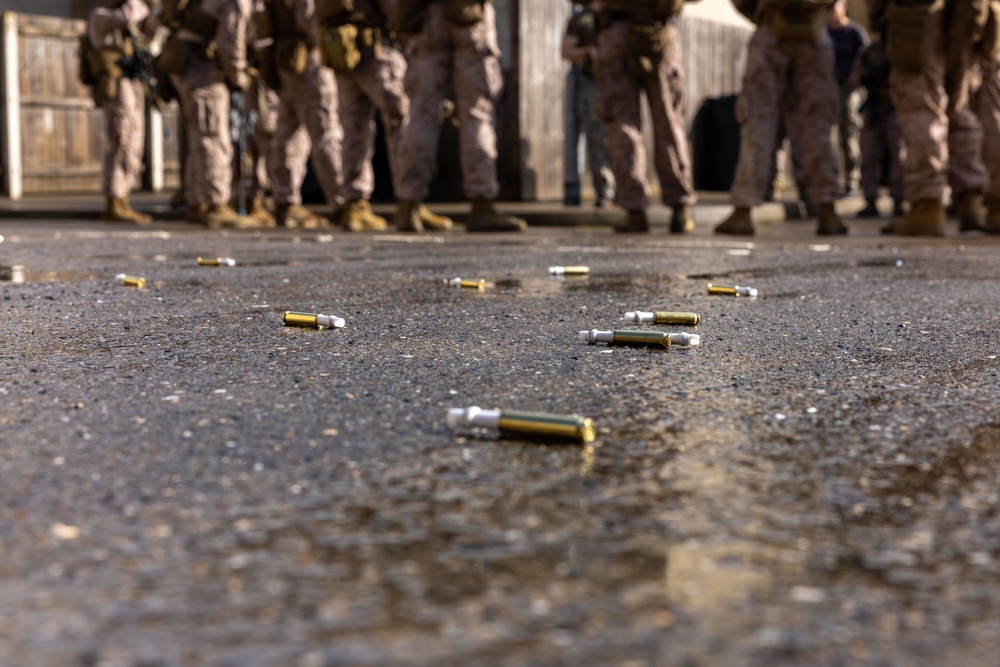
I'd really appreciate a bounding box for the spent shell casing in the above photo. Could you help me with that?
[446,406,595,443]
[115,273,145,289]
[578,329,700,348]
[197,257,236,267]
[282,311,346,330]
[448,277,486,290]
[623,310,700,325]
[707,283,758,297]
[549,265,590,276]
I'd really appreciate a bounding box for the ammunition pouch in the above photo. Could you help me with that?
[321,24,361,71]
[83,43,124,107]
[982,0,1000,59]
[626,23,667,76]
[885,0,942,73]
[444,0,488,26]
[276,37,310,74]
[761,6,824,39]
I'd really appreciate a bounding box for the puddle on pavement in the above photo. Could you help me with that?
[689,257,905,282]
[0,265,94,284]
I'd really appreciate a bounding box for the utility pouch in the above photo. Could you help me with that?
[626,23,666,76]
[763,7,824,40]
[321,24,361,71]
[982,0,1000,58]
[155,34,192,76]
[444,0,487,26]
[886,0,942,73]
[276,38,309,74]
[95,74,120,107]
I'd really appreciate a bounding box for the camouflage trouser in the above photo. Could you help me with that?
[171,59,232,207]
[395,1,504,202]
[271,51,345,208]
[565,66,615,203]
[859,110,905,203]
[335,38,408,203]
[837,86,862,190]
[595,19,694,210]
[890,36,986,202]
[973,58,1000,204]
[103,77,146,199]
[729,25,839,208]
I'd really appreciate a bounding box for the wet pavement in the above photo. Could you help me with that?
[2,202,1000,666]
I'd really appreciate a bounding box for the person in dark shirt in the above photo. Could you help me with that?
[562,0,615,208]
[826,0,868,195]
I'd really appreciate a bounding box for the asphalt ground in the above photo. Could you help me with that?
[2,197,1000,666]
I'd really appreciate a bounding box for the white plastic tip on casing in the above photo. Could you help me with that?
[447,406,478,429]
[737,286,758,297]
[669,332,701,347]
[623,311,654,323]
[317,314,346,329]
[578,329,597,344]
[449,277,462,287]
[114,273,126,280]
[218,257,236,267]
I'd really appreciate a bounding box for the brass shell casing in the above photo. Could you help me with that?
[283,312,319,328]
[707,284,737,296]
[561,266,590,275]
[197,257,221,266]
[120,276,145,289]
[459,279,485,290]
[498,410,596,444]
[653,311,700,325]
[610,330,671,347]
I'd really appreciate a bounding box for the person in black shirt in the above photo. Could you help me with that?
[826,0,868,196]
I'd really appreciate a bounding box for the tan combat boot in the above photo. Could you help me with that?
[955,191,988,232]
[247,195,276,226]
[669,205,694,234]
[340,199,388,232]
[393,199,423,233]
[881,199,945,236]
[102,197,152,225]
[816,202,848,236]
[714,207,754,235]
[614,209,649,233]
[201,203,256,229]
[419,204,454,231]
[276,203,327,229]
[466,199,527,232]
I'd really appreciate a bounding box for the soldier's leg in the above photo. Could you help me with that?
[101,78,150,223]
[564,66,583,206]
[190,80,233,207]
[335,69,386,232]
[271,76,307,207]
[838,87,863,192]
[595,20,648,218]
[577,74,614,205]
[299,64,345,211]
[947,44,989,231]
[453,3,525,232]
[885,113,906,209]
[717,27,786,235]
[396,4,451,205]
[974,58,1000,230]
[790,33,844,235]
[857,113,882,215]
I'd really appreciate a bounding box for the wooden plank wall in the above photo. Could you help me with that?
[0,11,180,197]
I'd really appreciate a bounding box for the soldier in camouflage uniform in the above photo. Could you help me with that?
[164,0,264,228]
[974,50,1000,232]
[595,0,696,233]
[86,0,157,224]
[562,0,615,208]
[392,0,526,233]
[715,0,847,236]
[872,0,993,235]
[315,0,452,231]
[257,0,348,229]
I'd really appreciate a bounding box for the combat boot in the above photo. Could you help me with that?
[201,203,265,230]
[276,203,327,229]
[102,197,152,225]
[466,199,527,233]
[714,207,754,235]
[955,191,988,232]
[419,204,454,231]
[985,200,1000,234]
[393,200,423,233]
[856,200,880,218]
[614,209,649,233]
[669,205,694,234]
[816,203,848,235]
[185,203,208,223]
[881,199,945,236]
[340,199,388,232]
[247,195,276,226]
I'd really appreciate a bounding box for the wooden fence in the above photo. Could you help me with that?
[0,11,179,199]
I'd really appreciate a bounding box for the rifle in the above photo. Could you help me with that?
[123,26,162,111]
[229,88,258,217]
